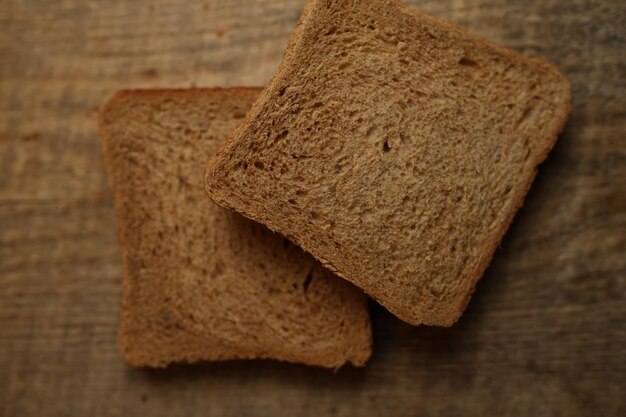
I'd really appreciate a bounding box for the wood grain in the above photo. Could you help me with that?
[1,0,625,416]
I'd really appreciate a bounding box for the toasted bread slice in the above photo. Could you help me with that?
[204,1,571,325]
[99,88,371,367]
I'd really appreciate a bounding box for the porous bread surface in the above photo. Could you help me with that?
[204,0,571,326]
[99,88,371,368]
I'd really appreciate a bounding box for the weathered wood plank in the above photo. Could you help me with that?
[1,0,625,416]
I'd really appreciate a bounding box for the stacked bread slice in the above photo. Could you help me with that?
[204,0,571,326]
[99,89,371,368]
[100,0,570,367]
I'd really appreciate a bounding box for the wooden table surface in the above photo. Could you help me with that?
[1,0,625,416]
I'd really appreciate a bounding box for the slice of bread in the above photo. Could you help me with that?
[204,1,571,326]
[99,88,371,368]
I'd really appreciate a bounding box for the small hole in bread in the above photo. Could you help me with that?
[254,161,264,170]
[383,139,391,152]
[303,271,313,294]
[518,105,535,125]
[459,56,479,67]
[275,129,289,142]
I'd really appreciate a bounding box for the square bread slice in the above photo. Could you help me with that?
[98,88,371,368]
[204,1,571,326]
